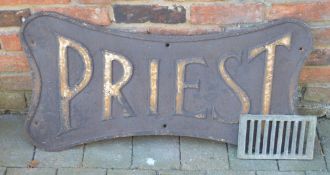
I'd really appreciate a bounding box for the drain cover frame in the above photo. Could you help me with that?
[237,114,317,160]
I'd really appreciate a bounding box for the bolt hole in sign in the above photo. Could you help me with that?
[21,12,312,151]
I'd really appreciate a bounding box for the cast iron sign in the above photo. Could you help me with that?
[21,12,313,151]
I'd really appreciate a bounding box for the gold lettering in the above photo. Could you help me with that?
[103,51,134,120]
[219,57,250,114]
[176,58,206,115]
[58,36,93,134]
[149,59,159,114]
[249,34,291,114]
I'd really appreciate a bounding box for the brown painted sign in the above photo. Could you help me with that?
[21,12,312,151]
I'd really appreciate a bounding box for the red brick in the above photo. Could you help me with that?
[0,91,27,111]
[304,86,330,104]
[0,0,70,5]
[166,0,227,1]
[33,7,111,26]
[190,3,265,25]
[0,9,31,27]
[305,49,330,66]
[0,33,22,51]
[78,0,111,4]
[266,2,330,22]
[0,54,30,73]
[296,101,328,116]
[312,28,330,47]
[0,74,32,91]
[299,66,330,83]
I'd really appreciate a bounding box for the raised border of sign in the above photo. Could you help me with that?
[21,12,312,151]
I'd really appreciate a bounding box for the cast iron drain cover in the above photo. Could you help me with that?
[238,115,317,159]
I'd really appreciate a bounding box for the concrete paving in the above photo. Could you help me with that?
[0,115,329,175]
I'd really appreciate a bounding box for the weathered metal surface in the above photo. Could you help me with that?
[237,114,317,159]
[21,12,313,151]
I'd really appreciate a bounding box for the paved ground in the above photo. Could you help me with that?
[0,115,329,175]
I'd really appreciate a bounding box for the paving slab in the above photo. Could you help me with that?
[180,137,229,170]
[227,144,278,171]
[57,168,106,175]
[278,139,326,171]
[6,168,56,175]
[317,118,330,170]
[306,171,330,175]
[158,170,206,175]
[256,171,305,175]
[83,137,132,168]
[107,169,157,175]
[132,136,180,170]
[0,115,34,167]
[34,146,83,167]
[0,167,5,175]
[207,170,255,175]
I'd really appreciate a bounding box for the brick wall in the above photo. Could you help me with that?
[0,0,329,115]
